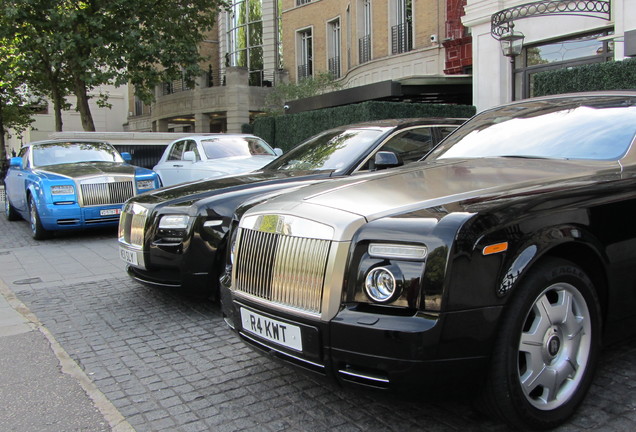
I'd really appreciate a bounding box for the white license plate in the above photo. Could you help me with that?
[119,247,139,266]
[100,208,121,216]
[240,307,303,351]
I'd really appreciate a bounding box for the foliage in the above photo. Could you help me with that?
[0,0,229,131]
[0,37,36,180]
[263,72,343,115]
[533,58,636,96]
[253,101,476,151]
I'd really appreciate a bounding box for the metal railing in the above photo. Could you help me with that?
[297,63,312,80]
[328,56,341,78]
[392,22,413,54]
[359,35,371,63]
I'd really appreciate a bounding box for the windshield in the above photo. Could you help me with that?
[32,142,123,167]
[201,137,275,159]
[265,128,390,173]
[428,100,636,162]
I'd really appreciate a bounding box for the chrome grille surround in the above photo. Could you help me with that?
[234,227,332,316]
[77,175,134,207]
[118,202,148,249]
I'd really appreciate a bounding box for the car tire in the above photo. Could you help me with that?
[5,197,20,221]
[479,257,601,430]
[29,195,50,240]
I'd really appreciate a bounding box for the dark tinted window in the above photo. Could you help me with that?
[265,128,390,173]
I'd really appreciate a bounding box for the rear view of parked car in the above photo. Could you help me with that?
[152,134,282,186]
[4,139,160,239]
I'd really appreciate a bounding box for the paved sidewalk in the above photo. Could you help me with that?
[1,198,636,431]
[0,217,132,432]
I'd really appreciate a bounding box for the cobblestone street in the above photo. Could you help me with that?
[1,213,636,431]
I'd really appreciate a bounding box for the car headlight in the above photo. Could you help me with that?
[51,185,75,195]
[365,267,401,303]
[158,215,190,230]
[369,243,427,260]
[136,179,155,190]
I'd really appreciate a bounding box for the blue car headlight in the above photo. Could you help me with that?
[51,185,75,195]
[136,179,155,190]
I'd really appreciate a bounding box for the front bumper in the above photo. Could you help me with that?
[118,237,220,294]
[40,203,122,230]
[221,288,501,392]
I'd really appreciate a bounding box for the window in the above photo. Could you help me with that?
[391,0,412,54]
[360,127,437,170]
[515,30,614,100]
[358,0,372,63]
[296,0,312,5]
[184,140,200,161]
[328,19,341,78]
[134,96,144,116]
[167,141,186,161]
[226,0,264,86]
[297,28,313,80]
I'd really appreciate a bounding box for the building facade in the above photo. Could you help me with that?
[463,0,636,111]
[4,84,128,157]
[125,0,473,133]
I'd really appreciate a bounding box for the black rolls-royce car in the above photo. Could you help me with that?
[220,92,636,430]
[118,118,463,296]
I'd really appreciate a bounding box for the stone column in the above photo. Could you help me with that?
[154,119,169,132]
[225,67,250,133]
[195,113,211,133]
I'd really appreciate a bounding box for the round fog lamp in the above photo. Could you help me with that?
[365,267,397,303]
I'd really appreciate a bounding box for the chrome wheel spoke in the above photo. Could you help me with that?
[542,289,570,325]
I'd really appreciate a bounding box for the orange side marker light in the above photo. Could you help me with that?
[483,242,509,256]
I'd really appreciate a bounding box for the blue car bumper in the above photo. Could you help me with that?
[38,203,122,230]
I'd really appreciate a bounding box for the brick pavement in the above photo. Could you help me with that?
[1,210,636,431]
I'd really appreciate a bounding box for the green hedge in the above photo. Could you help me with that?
[533,58,636,97]
[247,101,475,151]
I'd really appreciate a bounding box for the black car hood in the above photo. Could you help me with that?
[255,157,620,222]
[132,169,334,208]
[37,162,136,177]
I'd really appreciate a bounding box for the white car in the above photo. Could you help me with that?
[153,134,282,186]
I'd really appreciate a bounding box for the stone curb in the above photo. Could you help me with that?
[0,279,136,432]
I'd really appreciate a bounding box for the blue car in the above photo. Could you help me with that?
[4,139,160,239]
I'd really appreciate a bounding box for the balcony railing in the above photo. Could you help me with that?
[392,22,413,54]
[297,63,312,80]
[328,56,341,78]
[162,78,193,95]
[359,35,371,64]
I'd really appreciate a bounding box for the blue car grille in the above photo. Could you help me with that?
[80,181,134,206]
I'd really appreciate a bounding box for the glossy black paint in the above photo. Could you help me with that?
[124,118,464,294]
[220,92,636,398]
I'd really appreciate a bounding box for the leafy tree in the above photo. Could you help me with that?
[2,0,228,132]
[0,38,36,180]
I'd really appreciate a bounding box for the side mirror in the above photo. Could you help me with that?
[121,152,132,162]
[373,151,403,170]
[9,157,22,168]
[274,148,284,156]
[183,151,197,162]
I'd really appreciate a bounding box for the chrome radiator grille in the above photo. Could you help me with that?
[234,228,332,315]
[81,181,134,206]
[118,211,146,247]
